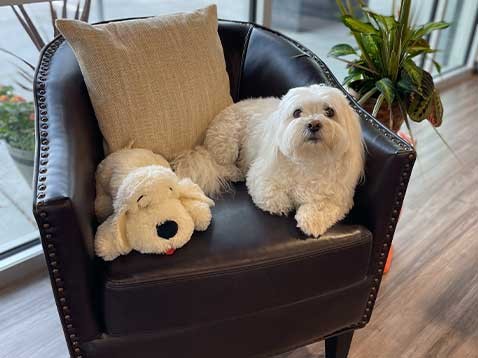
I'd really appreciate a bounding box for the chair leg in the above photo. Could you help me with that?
[325,331,354,358]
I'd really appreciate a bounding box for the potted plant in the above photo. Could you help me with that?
[328,0,449,136]
[0,85,35,184]
[0,1,91,185]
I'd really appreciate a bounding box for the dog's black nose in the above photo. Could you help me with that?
[156,221,178,239]
[307,120,322,133]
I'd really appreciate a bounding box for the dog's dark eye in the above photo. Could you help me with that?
[324,107,335,117]
[293,109,302,118]
[169,187,173,191]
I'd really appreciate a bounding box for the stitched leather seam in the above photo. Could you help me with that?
[106,231,372,288]
[236,24,253,101]
[105,276,371,337]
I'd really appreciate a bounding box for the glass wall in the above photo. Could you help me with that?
[95,0,249,22]
[267,0,478,82]
[433,0,478,73]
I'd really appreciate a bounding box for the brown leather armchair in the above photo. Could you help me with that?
[33,20,415,358]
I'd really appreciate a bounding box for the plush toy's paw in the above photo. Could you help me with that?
[95,214,131,261]
[182,200,212,231]
[295,206,329,238]
[95,237,120,261]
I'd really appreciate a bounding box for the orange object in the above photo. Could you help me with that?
[384,245,393,274]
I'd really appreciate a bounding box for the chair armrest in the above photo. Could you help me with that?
[33,38,104,348]
[347,108,416,270]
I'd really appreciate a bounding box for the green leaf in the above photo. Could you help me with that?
[397,77,415,93]
[402,59,423,86]
[361,34,382,67]
[408,47,437,57]
[375,78,395,105]
[414,21,449,39]
[328,43,357,57]
[428,89,443,126]
[432,59,442,74]
[363,8,396,31]
[407,71,435,121]
[342,15,377,34]
[344,72,363,86]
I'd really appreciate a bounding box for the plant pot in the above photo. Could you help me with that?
[6,143,34,186]
[362,99,404,133]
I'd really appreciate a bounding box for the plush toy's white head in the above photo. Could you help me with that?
[95,165,214,261]
[271,84,363,165]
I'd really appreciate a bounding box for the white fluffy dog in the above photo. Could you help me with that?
[177,84,364,237]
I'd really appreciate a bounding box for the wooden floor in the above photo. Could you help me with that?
[1,77,477,358]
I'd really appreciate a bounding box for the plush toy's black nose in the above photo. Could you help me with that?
[156,221,178,239]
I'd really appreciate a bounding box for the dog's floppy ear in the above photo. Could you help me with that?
[341,94,365,180]
[177,177,214,207]
[95,207,131,261]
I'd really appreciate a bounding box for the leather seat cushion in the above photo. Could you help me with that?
[102,183,372,335]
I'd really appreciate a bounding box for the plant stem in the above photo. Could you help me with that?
[358,87,378,105]
[372,93,385,117]
[332,57,379,75]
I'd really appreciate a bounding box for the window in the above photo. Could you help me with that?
[262,0,478,82]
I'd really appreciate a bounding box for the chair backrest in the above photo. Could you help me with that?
[219,21,335,102]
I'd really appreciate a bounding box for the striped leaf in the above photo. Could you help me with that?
[375,78,395,105]
[328,43,357,57]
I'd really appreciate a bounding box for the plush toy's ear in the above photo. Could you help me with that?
[177,178,214,207]
[95,208,131,261]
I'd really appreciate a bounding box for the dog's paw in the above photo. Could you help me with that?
[295,206,329,238]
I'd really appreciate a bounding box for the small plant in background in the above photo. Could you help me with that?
[0,86,35,152]
[0,0,91,90]
[328,0,449,136]
[0,1,91,183]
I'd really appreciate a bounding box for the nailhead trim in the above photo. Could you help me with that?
[354,153,414,328]
[34,37,82,358]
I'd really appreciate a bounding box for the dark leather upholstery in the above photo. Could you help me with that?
[104,183,372,335]
[33,20,416,358]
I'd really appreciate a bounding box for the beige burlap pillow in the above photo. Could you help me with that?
[56,5,232,159]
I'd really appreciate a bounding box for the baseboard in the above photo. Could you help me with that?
[0,243,47,290]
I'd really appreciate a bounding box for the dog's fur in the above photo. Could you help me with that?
[174,85,364,237]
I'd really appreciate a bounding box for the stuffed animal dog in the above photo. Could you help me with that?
[95,147,214,261]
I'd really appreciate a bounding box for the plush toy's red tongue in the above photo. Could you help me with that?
[165,248,175,255]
